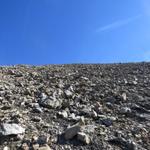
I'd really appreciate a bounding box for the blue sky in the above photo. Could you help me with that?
[0,0,150,65]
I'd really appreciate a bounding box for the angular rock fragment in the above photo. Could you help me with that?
[21,143,29,150]
[40,93,47,100]
[31,116,41,122]
[32,143,39,150]
[65,90,73,98]
[101,118,113,127]
[64,125,81,140]
[0,123,25,136]
[77,132,91,145]
[39,98,62,109]
[57,110,68,119]
[32,103,43,113]
[121,92,127,101]
[38,144,51,150]
[37,135,50,145]
[120,107,132,114]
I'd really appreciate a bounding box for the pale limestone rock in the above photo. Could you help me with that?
[0,123,25,136]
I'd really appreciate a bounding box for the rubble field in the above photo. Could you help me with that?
[0,63,150,150]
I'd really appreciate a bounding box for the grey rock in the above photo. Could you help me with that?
[80,107,92,117]
[91,110,98,118]
[77,132,90,144]
[120,107,132,114]
[39,98,62,109]
[64,125,81,140]
[37,135,50,145]
[65,90,73,97]
[0,123,25,136]
[32,144,39,150]
[121,92,127,101]
[21,143,29,150]
[58,110,68,119]
[33,103,43,113]
[38,144,51,150]
[40,93,47,100]
[101,118,113,127]
[31,116,41,122]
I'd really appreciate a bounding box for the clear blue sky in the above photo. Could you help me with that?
[0,0,150,65]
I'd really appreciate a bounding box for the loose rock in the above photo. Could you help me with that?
[0,123,25,136]
[77,132,91,145]
[64,125,81,140]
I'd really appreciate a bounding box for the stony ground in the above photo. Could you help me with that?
[0,63,150,150]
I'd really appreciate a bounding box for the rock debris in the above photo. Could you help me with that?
[0,63,150,150]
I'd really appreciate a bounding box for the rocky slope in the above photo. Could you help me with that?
[0,63,150,150]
